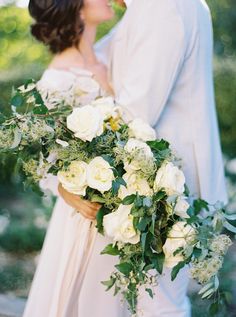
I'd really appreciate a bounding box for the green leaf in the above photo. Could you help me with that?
[155,253,165,274]
[96,206,109,234]
[145,288,154,299]
[101,278,115,291]
[11,93,24,108]
[223,220,236,233]
[209,302,219,316]
[134,194,143,207]
[122,194,136,205]
[112,180,121,195]
[90,194,106,203]
[115,262,133,276]
[223,213,236,221]
[153,190,166,202]
[141,232,147,253]
[33,104,49,115]
[171,261,186,281]
[193,199,209,214]
[137,217,150,232]
[193,247,202,258]
[116,177,126,187]
[101,244,120,256]
[10,127,22,149]
[147,139,170,151]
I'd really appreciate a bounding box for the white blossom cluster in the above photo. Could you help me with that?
[210,234,232,256]
[190,255,223,284]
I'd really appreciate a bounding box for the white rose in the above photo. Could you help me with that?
[87,157,115,193]
[163,221,196,268]
[128,118,156,141]
[67,105,104,142]
[57,161,88,196]
[118,172,153,200]
[154,162,185,196]
[92,97,117,120]
[74,76,100,105]
[124,138,154,172]
[103,204,140,244]
[174,197,190,218]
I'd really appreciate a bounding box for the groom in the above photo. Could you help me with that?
[96,0,228,316]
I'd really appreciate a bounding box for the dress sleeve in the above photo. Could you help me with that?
[115,1,186,127]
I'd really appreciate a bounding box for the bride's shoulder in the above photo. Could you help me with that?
[38,67,100,92]
[37,67,103,107]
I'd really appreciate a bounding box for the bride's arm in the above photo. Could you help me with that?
[58,184,101,220]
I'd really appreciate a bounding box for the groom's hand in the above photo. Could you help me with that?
[58,183,101,220]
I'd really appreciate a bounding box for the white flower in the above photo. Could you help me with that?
[124,138,154,172]
[103,204,140,244]
[154,162,185,196]
[67,105,104,142]
[74,76,100,105]
[92,97,117,120]
[163,222,196,268]
[57,161,88,196]
[87,157,115,193]
[118,172,153,200]
[174,197,190,218]
[128,118,156,141]
[56,139,69,147]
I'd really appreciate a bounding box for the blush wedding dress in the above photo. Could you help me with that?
[23,67,191,317]
[23,67,130,317]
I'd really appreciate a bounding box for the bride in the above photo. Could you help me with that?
[23,0,129,316]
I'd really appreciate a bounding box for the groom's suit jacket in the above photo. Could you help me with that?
[96,0,228,204]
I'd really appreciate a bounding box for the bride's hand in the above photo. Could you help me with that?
[58,183,101,220]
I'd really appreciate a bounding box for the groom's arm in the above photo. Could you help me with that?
[115,2,187,127]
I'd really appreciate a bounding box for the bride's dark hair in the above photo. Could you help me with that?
[29,0,84,54]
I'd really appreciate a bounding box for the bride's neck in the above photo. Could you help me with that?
[79,24,98,66]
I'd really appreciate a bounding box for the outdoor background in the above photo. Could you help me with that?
[0,0,236,316]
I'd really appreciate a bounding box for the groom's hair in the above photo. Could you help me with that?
[29,0,84,54]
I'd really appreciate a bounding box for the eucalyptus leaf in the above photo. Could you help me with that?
[10,127,22,149]
[223,220,236,233]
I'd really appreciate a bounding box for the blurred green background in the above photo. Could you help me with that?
[0,1,236,316]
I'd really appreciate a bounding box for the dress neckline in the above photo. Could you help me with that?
[46,66,94,77]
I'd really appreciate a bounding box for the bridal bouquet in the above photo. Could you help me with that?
[1,80,235,315]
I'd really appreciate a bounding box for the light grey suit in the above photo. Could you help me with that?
[97,0,227,205]
[96,0,228,315]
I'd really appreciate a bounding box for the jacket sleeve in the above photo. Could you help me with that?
[115,1,186,127]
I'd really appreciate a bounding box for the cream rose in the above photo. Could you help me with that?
[67,105,104,142]
[163,221,196,268]
[174,197,190,218]
[57,161,88,196]
[128,118,156,141]
[154,162,185,196]
[118,172,153,200]
[92,97,117,120]
[103,204,140,244]
[87,157,115,193]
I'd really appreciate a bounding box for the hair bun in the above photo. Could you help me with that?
[29,0,84,54]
